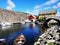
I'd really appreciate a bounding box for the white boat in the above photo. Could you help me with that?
[20,21,25,24]
[0,39,6,45]
[0,39,5,41]
[25,19,31,23]
[1,22,13,27]
[0,22,13,30]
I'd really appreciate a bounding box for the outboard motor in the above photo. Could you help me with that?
[0,41,6,45]
[0,39,6,45]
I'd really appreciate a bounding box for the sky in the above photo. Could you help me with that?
[0,0,60,16]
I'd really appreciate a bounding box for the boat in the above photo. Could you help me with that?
[1,22,13,27]
[20,21,25,24]
[0,39,6,45]
[14,34,26,45]
[25,19,31,23]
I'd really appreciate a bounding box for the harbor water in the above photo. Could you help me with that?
[0,23,43,45]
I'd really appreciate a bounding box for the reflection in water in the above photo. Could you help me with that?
[29,23,35,28]
[2,25,12,31]
[38,24,48,34]
[0,24,24,38]
[0,23,41,45]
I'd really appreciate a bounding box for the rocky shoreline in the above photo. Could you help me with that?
[34,25,60,45]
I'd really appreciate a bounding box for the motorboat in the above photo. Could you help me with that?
[0,22,13,27]
[0,39,6,45]
[20,21,25,24]
[14,34,26,45]
[25,19,31,23]
[1,22,13,27]
[0,22,13,30]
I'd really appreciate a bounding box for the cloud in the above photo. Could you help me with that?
[26,9,30,13]
[26,9,39,15]
[57,2,60,8]
[6,0,15,10]
[34,5,41,9]
[53,6,57,9]
[34,0,59,10]
[44,0,58,6]
[44,7,51,10]
[31,9,39,15]
[26,0,59,15]
[57,12,60,16]
[53,2,60,9]
[39,0,59,8]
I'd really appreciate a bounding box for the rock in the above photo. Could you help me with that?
[0,8,28,23]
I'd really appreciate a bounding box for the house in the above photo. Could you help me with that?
[28,15,36,22]
[39,9,57,17]
[38,9,57,21]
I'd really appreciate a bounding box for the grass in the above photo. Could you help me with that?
[48,42,56,45]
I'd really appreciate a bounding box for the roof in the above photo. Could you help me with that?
[39,10,57,15]
[46,16,60,21]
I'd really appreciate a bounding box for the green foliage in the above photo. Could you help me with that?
[48,42,56,45]
[37,16,45,22]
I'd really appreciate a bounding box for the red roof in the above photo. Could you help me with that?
[28,15,36,20]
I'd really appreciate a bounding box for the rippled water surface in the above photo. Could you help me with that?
[0,23,41,45]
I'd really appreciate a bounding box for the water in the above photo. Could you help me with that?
[0,23,41,45]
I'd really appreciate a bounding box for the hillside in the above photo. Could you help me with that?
[0,8,28,23]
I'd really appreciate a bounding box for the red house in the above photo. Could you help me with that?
[28,15,36,22]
